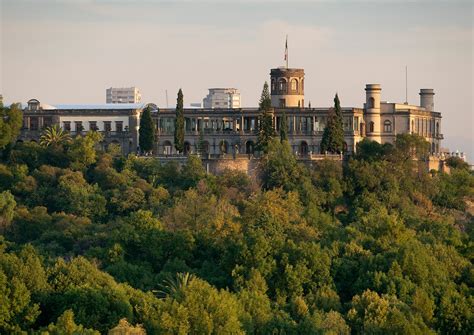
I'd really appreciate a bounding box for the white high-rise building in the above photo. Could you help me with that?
[203,88,240,109]
[106,87,141,104]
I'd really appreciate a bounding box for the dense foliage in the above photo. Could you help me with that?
[321,94,344,154]
[257,82,275,154]
[174,89,185,153]
[0,102,23,150]
[139,106,155,154]
[0,132,472,334]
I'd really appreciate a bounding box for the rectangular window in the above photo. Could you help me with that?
[30,117,38,131]
[104,121,112,132]
[63,121,71,131]
[115,121,123,132]
[75,121,83,132]
[89,121,98,131]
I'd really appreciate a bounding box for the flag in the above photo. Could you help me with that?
[284,36,288,61]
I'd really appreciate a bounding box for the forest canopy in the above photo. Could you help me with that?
[0,132,473,334]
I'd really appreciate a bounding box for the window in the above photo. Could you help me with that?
[369,121,374,133]
[291,79,298,91]
[354,117,359,131]
[104,121,112,132]
[89,121,98,131]
[368,97,375,109]
[75,121,83,132]
[278,79,287,92]
[384,120,392,132]
[43,117,53,128]
[279,99,286,108]
[63,121,71,131]
[116,121,123,132]
[30,117,38,130]
[271,79,276,92]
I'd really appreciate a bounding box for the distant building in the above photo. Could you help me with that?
[106,87,141,104]
[190,102,202,108]
[19,64,443,158]
[203,88,240,109]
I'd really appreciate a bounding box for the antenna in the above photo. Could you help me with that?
[165,90,169,108]
[405,65,408,104]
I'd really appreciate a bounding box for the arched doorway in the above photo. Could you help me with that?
[246,141,255,154]
[300,141,308,156]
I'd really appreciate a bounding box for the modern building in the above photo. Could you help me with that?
[203,88,241,109]
[19,65,443,158]
[106,87,141,104]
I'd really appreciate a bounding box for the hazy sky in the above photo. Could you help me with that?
[1,0,473,159]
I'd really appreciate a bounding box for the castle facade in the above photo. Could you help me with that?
[18,67,443,157]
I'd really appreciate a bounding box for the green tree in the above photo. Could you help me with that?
[320,94,344,154]
[45,309,100,335]
[139,106,155,154]
[68,131,103,170]
[0,103,22,149]
[40,125,71,147]
[280,110,288,142]
[0,191,16,234]
[256,82,275,153]
[445,156,469,170]
[174,89,185,153]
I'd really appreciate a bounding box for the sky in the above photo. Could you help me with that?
[1,0,473,159]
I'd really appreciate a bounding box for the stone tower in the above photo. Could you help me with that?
[270,67,305,108]
[364,84,382,142]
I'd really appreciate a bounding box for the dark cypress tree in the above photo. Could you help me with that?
[174,89,185,153]
[139,106,155,154]
[320,93,344,154]
[256,82,275,153]
[280,110,288,142]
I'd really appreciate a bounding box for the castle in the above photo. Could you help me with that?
[18,66,443,159]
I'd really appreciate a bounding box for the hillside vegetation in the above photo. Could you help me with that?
[0,131,473,334]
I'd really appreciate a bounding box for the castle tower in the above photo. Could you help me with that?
[419,89,435,111]
[270,68,305,108]
[364,84,382,142]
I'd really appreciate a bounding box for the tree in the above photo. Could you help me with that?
[45,309,100,335]
[445,156,469,170]
[40,125,71,147]
[280,110,288,142]
[320,93,344,154]
[67,131,103,170]
[0,191,16,234]
[174,89,185,154]
[139,106,155,154]
[0,103,22,149]
[256,82,275,153]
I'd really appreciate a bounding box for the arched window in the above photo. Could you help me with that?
[368,97,375,109]
[291,79,298,91]
[278,78,287,92]
[271,79,276,92]
[369,121,374,133]
[436,122,439,136]
[383,120,392,133]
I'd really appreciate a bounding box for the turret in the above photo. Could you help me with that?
[364,84,382,142]
[419,89,434,111]
[270,67,305,108]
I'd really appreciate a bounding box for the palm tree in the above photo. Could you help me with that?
[154,272,196,300]
[40,125,71,147]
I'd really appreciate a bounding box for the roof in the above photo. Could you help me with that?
[43,103,145,110]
